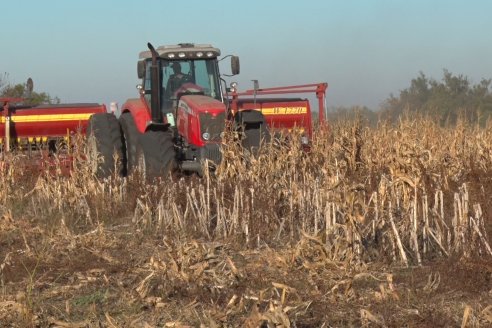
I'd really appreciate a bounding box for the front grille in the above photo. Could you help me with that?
[199,112,225,142]
[201,144,222,164]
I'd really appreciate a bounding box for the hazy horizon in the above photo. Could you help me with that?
[2,0,491,110]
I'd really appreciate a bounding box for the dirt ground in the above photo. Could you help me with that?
[1,212,491,327]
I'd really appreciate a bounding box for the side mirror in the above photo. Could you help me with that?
[231,56,240,75]
[137,60,146,79]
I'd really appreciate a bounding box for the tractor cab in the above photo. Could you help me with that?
[137,44,237,119]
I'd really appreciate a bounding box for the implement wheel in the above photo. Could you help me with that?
[138,130,176,179]
[86,113,124,177]
[234,110,271,155]
[242,123,271,152]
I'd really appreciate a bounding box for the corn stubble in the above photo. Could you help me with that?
[0,116,492,327]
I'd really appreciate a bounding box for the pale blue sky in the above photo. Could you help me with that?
[1,0,491,109]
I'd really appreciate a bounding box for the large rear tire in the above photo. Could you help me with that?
[86,113,124,178]
[119,112,140,174]
[138,130,176,179]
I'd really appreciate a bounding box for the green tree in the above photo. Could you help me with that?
[0,75,59,105]
[382,70,492,125]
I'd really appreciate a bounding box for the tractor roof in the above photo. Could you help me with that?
[139,43,221,60]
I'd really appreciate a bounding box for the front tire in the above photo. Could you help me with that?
[86,113,124,178]
[234,110,271,155]
[138,130,176,179]
[241,123,271,157]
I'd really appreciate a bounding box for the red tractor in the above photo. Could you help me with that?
[89,42,327,178]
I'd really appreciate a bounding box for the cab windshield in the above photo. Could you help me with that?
[143,58,222,112]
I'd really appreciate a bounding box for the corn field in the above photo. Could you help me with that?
[1,116,491,327]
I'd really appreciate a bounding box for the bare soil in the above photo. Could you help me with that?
[1,209,491,327]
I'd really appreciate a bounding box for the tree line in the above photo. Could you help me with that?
[328,70,492,126]
[0,73,59,105]
[381,70,492,124]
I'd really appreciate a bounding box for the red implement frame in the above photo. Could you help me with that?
[230,83,328,124]
[0,97,106,175]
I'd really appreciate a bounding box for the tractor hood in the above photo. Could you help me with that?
[176,95,226,147]
[179,94,226,115]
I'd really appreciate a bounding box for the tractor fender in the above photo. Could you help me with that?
[120,98,151,134]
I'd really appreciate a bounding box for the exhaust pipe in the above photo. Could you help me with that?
[147,43,163,124]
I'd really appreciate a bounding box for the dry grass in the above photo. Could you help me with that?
[0,116,491,327]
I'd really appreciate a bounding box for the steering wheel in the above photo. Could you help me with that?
[182,74,192,84]
[174,82,204,97]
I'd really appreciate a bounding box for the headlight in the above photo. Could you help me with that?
[202,132,210,141]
